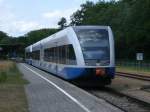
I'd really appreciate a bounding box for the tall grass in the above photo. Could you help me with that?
[0,61,28,112]
[0,61,28,84]
[0,71,7,83]
[0,61,12,83]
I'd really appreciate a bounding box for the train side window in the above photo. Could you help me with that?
[49,48,52,62]
[25,52,32,59]
[32,50,40,60]
[66,45,76,65]
[44,49,49,61]
[43,44,76,65]
[59,46,63,64]
[57,45,65,64]
[54,47,57,63]
[44,48,53,62]
[68,45,76,60]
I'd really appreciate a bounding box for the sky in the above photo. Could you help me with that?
[0,0,104,37]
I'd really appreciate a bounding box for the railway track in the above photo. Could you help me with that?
[83,87,150,112]
[116,72,150,81]
[79,72,150,112]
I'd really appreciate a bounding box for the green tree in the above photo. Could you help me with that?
[0,31,8,43]
[25,28,58,45]
[70,0,150,60]
[58,17,67,29]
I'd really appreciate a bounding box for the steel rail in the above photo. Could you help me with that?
[116,72,150,81]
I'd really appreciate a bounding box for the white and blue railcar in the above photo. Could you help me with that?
[25,26,115,85]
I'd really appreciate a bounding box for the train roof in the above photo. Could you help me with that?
[72,25,110,29]
[25,25,111,50]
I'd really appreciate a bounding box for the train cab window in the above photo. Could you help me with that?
[74,28,110,66]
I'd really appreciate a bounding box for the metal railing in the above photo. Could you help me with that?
[116,60,150,72]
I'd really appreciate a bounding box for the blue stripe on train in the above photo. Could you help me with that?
[28,61,115,80]
[65,67,87,79]
[57,67,115,80]
[105,67,115,78]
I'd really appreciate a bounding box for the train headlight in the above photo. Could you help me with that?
[96,68,105,76]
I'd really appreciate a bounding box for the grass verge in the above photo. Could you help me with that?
[0,61,28,112]
[116,66,150,76]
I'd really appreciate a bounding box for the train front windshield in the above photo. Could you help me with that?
[74,28,110,66]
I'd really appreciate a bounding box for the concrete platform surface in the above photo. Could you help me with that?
[18,63,123,112]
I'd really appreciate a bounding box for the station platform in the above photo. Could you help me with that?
[18,63,123,112]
